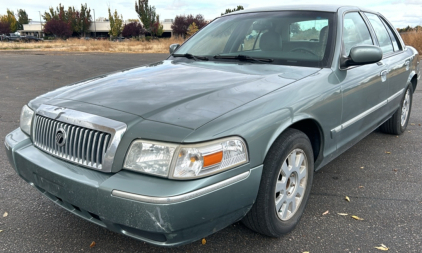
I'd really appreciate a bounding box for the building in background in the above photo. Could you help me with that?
[18,19,174,38]
[162,19,173,37]
[19,22,45,38]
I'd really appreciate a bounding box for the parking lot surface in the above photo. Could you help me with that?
[1,51,421,252]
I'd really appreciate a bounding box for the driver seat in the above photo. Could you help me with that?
[260,31,282,51]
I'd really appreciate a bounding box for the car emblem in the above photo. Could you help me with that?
[55,128,67,147]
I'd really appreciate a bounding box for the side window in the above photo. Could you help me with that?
[380,18,400,51]
[364,13,394,54]
[342,12,374,55]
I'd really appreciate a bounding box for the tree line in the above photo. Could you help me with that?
[0,2,245,39]
[0,9,29,34]
[397,25,422,33]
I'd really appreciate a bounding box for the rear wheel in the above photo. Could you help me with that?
[242,128,314,236]
[380,84,413,135]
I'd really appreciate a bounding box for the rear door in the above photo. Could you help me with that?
[363,12,411,114]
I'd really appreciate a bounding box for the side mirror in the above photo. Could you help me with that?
[341,45,382,68]
[169,44,180,54]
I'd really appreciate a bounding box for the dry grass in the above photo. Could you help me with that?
[400,32,422,55]
[0,37,185,53]
[1,33,421,57]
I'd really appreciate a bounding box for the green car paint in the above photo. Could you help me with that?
[5,5,419,246]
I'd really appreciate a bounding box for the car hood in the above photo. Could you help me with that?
[40,60,320,129]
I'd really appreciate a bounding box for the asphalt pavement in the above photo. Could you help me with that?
[0,51,421,252]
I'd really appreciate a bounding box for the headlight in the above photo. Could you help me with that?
[124,141,177,177]
[20,105,34,136]
[123,137,248,179]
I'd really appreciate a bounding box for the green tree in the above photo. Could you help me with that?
[187,22,198,37]
[221,5,244,16]
[135,0,156,34]
[16,9,29,30]
[290,23,301,34]
[108,8,123,38]
[150,14,163,37]
[1,9,18,32]
[77,4,92,36]
[42,4,92,37]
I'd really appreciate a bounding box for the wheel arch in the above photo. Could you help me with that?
[411,74,417,93]
[264,117,324,169]
[408,69,418,94]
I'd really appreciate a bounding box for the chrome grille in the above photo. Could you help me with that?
[33,115,111,170]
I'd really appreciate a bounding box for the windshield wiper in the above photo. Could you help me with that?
[213,54,274,63]
[172,53,208,61]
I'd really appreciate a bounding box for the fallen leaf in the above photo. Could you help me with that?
[322,210,329,215]
[303,252,310,253]
[345,196,350,202]
[3,212,7,217]
[337,213,348,216]
[359,186,364,188]
[90,241,96,248]
[0,230,3,233]
[352,215,364,221]
[393,169,398,172]
[419,124,421,126]
[202,238,206,245]
[360,166,364,169]
[410,123,415,126]
[374,244,389,251]
[385,151,391,154]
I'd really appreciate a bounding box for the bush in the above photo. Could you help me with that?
[43,19,72,39]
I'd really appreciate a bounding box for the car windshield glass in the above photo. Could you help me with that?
[175,11,335,67]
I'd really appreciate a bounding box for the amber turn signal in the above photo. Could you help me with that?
[203,151,223,167]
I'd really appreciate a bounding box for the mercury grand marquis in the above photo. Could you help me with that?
[5,5,420,246]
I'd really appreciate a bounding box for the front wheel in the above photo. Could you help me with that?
[380,84,413,135]
[242,128,314,237]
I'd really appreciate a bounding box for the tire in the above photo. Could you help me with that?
[242,128,314,237]
[380,84,413,135]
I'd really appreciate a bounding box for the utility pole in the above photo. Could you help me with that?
[38,11,42,38]
[93,9,96,39]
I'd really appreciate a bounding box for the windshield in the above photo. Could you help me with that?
[174,11,335,67]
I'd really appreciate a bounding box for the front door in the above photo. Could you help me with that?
[335,12,390,152]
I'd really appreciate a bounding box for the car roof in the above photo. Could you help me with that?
[224,5,377,15]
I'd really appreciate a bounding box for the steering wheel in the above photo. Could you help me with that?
[290,48,318,57]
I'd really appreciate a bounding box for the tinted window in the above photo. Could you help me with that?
[380,17,400,51]
[290,19,329,41]
[176,11,335,67]
[342,12,373,55]
[364,13,394,54]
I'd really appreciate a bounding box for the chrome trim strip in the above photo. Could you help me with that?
[387,88,404,102]
[33,104,127,172]
[331,88,404,133]
[342,100,387,129]
[112,171,251,204]
[4,138,10,150]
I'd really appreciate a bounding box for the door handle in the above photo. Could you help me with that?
[404,60,410,71]
[380,70,388,82]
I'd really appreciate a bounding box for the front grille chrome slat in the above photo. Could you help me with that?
[102,134,110,165]
[34,115,112,171]
[91,132,98,166]
[96,133,104,168]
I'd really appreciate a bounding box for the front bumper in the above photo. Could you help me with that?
[4,128,262,246]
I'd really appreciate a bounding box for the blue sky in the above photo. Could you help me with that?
[2,0,422,28]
